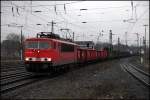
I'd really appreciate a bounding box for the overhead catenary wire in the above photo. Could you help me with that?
[1,7,45,36]
[64,4,66,14]
[2,3,148,9]
[9,2,75,32]
[54,5,57,15]
[23,2,97,34]
[131,0,134,19]
[2,2,148,12]
[16,6,20,15]
[125,1,148,33]
[12,6,15,16]
[57,10,96,33]
[1,1,149,44]
[4,1,150,27]
[127,7,149,34]
[1,1,84,8]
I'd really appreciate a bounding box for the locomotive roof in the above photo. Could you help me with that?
[25,37,79,46]
[78,48,96,51]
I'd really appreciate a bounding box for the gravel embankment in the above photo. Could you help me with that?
[1,57,149,99]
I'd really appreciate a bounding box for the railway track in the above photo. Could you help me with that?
[1,65,25,71]
[128,63,150,76]
[1,70,45,94]
[1,65,30,81]
[1,67,25,72]
[120,63,150,87]
[131,62,149,72]
[1,73,54,94]
[1,73,33,85]
[1,70,30,78]
[1,64,36,94]
[1,75,40,94]
[1,65,54,94]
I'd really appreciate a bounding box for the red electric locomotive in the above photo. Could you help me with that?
[24,32,78,72]
[24,32,109,73]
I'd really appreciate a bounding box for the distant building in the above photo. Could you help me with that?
[75,41,95,49]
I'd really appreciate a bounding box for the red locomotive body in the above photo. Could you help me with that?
[24,37,78,72]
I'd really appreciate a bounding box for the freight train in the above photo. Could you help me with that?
[24,32,130,73]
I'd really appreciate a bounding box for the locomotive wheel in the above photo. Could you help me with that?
[63,64,70,73]
[25,67,32,72]
[25,64,32,72]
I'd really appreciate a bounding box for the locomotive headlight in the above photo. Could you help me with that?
[25,57,29,61]
[47,58,51,61]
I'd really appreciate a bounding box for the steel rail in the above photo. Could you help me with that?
[1,65,24,69]
[1,78,39,94]
[122,64,150,87]
[128,63,150,76]
[1,74,33,86]
[1,67,25,72]
[1,74,51,94]
[1,71,31,80]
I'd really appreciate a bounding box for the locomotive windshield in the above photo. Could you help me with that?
[25,41,51,49]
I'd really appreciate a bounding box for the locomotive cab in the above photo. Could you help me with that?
[24,38,55,72]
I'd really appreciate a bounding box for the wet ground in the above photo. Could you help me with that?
[1,57,149,99]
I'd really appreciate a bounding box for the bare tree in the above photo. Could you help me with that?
[1,33,25,60]
[6,33,25,42]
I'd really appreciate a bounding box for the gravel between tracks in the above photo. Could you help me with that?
[1,57,149,99]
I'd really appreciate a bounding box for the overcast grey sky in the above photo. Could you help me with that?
[1,1,149,46]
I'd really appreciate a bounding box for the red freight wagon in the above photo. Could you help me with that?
[77,48,87,63]
[96,51,101,59]
[87,49,97,61]
[99,50,108,59]
[77,48,97,63]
